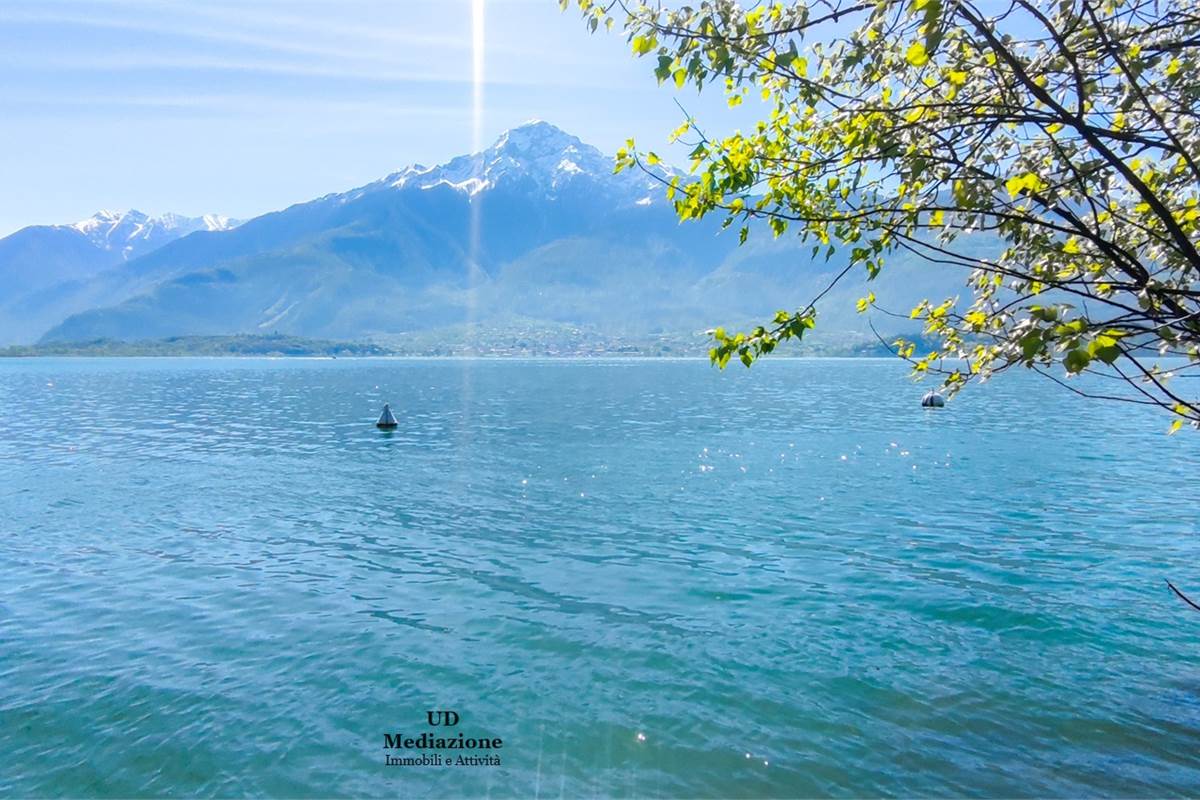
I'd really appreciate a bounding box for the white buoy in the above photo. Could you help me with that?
[376,403,399,428]
[921,390,945,408]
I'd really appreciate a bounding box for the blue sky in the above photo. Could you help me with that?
[0,0,751,236]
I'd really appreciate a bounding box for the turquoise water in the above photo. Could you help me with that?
[2,357,1199,797]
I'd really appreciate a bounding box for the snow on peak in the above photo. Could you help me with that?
[386,121,665,202]
[69,209,240,260]
[492,120,588,159]
[199,214,237,231]
[72,209,127,233]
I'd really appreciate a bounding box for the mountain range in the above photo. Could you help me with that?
[0,121,965,349]
[0,209,240,343]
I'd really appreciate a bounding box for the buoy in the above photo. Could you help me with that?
[376,403,399,428]
[921,390,945,408]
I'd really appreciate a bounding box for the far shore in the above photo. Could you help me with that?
[0,332,921,360]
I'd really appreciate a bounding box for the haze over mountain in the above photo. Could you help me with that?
[0,210,239,343]
[2,210,238,293]
[73,210,240,263]
[1,122,964,349]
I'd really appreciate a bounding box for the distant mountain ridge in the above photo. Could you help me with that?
[0,209,240,343]
[1,121,964,348]
[387,121,659,199]
[71,209,239,262]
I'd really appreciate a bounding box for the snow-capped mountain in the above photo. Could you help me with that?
[2,121,958,347]
[0,208,240,343]
[71,209,240,262]
[379,120,666,202]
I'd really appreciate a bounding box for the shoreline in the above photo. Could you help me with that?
[0,353,905,362]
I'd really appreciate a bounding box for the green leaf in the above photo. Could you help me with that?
[632,35,656,56]
[1089,334,1122,365]
[1005,172,1047,198]
[905,42,929,66]
[1064,348,1090,373]
[1029,305,1058,322]
[654,55,673,82]
[1020,331,1043,360]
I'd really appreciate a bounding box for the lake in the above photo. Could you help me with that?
[1,357,1198,797]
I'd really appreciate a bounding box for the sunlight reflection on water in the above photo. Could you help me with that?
[0,357,1199,797]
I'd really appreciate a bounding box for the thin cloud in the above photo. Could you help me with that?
[0,50,640,90]
[0,3,544,63]
[0,91,475,117]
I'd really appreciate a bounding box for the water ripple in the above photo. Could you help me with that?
[1,357,1198,797]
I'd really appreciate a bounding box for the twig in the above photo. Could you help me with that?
[1166,580,1200,612]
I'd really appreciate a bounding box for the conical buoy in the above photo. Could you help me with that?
[376,403,399,428]
[921,390,945,408]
